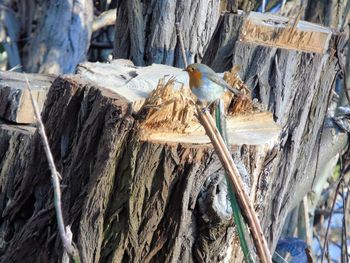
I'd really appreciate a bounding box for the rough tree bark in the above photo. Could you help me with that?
[204,11,347,249]
[15,0,93,74]
[113,0,221,67]
[305,0,349,29]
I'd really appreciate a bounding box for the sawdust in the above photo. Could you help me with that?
[223,66,255,115]
[139,78,197,134]
[139,67,260,137]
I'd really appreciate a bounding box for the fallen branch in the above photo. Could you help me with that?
[92,9,116,32]
[196,106,272,263]
[25,75,80,263]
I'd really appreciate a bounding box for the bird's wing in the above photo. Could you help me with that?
[206,72,241,95]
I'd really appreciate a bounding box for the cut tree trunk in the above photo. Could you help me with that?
[0,11,346,263]
[204,11,346,250]
[113,0,221,67]
[0,60,279,263]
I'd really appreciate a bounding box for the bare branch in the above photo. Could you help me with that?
[175,22,188,68]
[92,9,116,32]
[321,177,344,262]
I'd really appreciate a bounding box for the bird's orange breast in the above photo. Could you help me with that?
[189,70,203,88]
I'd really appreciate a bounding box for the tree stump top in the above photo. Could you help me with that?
[241,12,334,54]
[77,60,188,113]
[0,71,54,124]
[77,60,280,147]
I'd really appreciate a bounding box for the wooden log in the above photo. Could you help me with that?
[0,71,54,123]
[0,121,35,247]
[0,58,279,262]
[203,11,344,250]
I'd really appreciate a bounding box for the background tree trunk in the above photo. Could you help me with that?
[0,0,93,74]
[22,0,93,74]
[113,0,222,67]
[305,0,349,30]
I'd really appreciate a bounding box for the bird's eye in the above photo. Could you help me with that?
[190,67,194,71]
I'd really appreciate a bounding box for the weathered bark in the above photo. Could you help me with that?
[204,11,345,250]
[305,0,349,29]
[113,0,221,67]
[20,0,93,74]
[0,71,54,123]
[0,71,242,262]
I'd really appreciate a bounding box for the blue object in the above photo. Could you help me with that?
[276,237,309,263]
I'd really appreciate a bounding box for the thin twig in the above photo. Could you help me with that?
[313,229,323,260]
[175,22,188,68]
[321,177,343,262]
[25,75,80,262]
[341,183,349,262]
[196,107,272,263]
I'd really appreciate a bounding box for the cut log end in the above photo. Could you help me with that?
[76,60,280,147]
[137,79,279,146]
[241,12,334,54]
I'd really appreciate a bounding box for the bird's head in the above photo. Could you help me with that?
[184,63,204,88]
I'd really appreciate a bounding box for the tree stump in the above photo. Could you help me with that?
[204,11,346,249]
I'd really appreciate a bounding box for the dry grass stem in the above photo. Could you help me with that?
[196,107,272,263]
[24,75,80,262]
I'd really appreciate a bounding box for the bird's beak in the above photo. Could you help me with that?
[183,68,188,72]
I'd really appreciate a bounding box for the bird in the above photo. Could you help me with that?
[183,63,242,105]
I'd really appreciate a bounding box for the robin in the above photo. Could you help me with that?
[184,63,242,105]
